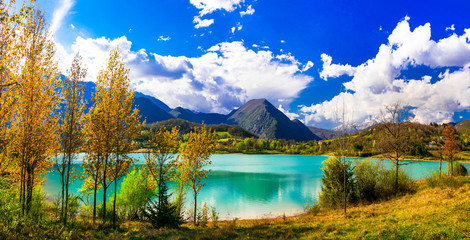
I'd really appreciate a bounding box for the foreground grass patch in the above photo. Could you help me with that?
[3,177,469,239]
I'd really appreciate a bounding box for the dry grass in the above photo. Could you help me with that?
[5,177,469,239]
[96,177,470,239]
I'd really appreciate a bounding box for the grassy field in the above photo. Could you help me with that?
[25,176,468,240]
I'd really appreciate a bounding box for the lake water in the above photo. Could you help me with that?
[43,154,469,220]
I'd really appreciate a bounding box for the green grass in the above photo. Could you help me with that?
[8,177,469,239]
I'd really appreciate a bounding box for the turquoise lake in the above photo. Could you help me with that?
[43,154,470,219]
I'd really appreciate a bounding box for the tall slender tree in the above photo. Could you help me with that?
[84,47,140,226]
[57,53,87,226]
[378,103,411,193]
[9,9,60,215]
[180,125,215,225]
[333,97,352,217]
[109,48,141,227]
[442,126,460,176]
[0,0,34,176]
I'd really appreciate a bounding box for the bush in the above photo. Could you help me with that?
[375,166,414,199]
[0,178,20,231]
[354,160,415,202]
[319,157,357,208]
[452,162,468,176]
[117,167,156,220]
[426,171,462,188]
[304,201,321,216]
[354,160,379,202]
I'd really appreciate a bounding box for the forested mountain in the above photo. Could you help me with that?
[226,99,320,141]
[78,81,324,141]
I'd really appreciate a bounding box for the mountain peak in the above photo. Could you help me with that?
[227,98,320,141]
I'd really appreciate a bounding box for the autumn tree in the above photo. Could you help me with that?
[144,126,182,228]
[8,9,60,215]
[83,47,140,225]
[180,125,215,225]
[57,53,87,226]
[108,48,141,227]
[442,126,460,176]
[0,0,34,176]
[377,103,412,193]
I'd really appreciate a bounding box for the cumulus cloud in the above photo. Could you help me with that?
[278,105,300,120]
[57,37,313,114]
[302,17,470,126]
[319,54,356,80]
[240,5,255,17]
[190,0,244,16]
[302,61,314,72]
[193,16,214,28]
[50,0,74,36]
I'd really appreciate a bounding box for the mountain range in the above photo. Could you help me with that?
[79,81,322,141]
[77,81,470,141]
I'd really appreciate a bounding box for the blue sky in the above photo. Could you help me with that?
[40,0,470,128]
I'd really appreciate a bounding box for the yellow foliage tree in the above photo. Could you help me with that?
[180,125,215,224]
[83,47,140,225]
[8,10,60,215]
[0,0,35,176]
[57,53,87,226]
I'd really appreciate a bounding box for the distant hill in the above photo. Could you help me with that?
[170,107,228,124]
[308,126,337,140]
[455,119,470,132]
[135,92,171,112]
[133,97,173,123]
[148,119,258,138]
[226,99,320,142]
[333,121,376,134]
[170,107,197,122]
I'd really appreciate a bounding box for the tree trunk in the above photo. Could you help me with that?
[193,189,197,225]
[93,178,97,224]
[61,156,66,225]
[64,154,72,226]
[343,156,346,216]
[103,162,107,225]
[113,177,117,228]
[395,161,399,193]
[439,156,442,180]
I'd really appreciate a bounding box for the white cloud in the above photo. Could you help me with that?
[157,35,171,41]
[278,105,300,120]
[252,44,259,48]
[70,24,75,29]
[190,0,244,16]
[240,5,255,17]
[302,61,314,72]
[193,16,214,29]
[379,26,383,31]
[280,40,285,43]
[50,0,74,36]
[58,38,313,114]
[446,24,455,31]
[319,54,356,80]
[231,23,242,33]
[302,17,470,126]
